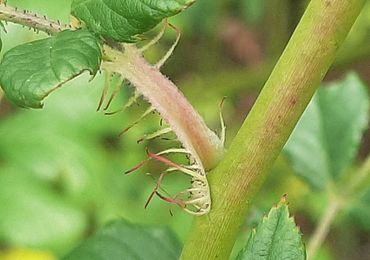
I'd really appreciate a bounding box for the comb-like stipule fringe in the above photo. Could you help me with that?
[125,147,211,215]
[103,44,224,171]
[101,23,224,215]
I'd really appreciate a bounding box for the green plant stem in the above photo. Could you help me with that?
[181,0,366,259]
[307,154,370,260]
[306,194,342,259]
[347,155,370,197]
[0,3,67,34]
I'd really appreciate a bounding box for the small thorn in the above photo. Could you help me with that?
[103,78,124,111]
[144,192,156,209]
[118,107,154,136]
[137,127,172,144]
[145,172,166,209]
[148,152,183,170]
[124,159,149,174]
[97,71,112,111]
[104,91,140,115]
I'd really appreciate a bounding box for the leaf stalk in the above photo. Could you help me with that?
[0,2,224,171]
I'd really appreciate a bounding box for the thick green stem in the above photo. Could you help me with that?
[181,0,366,259]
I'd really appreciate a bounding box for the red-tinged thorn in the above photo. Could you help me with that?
[124,160,148,174]
[118,125,133,137]
[104,109,120,116]
[148,152,182,170]
[145,191,156,209]
[145,172,165,208]
[96,94,105,112]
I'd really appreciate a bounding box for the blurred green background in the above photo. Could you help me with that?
[0,0,369,259]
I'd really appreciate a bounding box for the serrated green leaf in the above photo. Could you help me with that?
[71,0,195,42]
[63,219,181,260]
[284,73,369,190]
[0,29,101,108]
[237,199,306,260]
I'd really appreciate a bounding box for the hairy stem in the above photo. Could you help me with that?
[0,3,224,170]
[0,3,67,34]
[181,0,366,259]
[104,45,224,170]
[307,194,342,259]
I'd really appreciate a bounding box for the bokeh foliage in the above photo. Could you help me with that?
[0,0,370,259]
